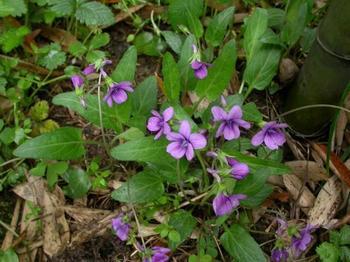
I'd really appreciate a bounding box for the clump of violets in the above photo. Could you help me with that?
[190,45,211,80]
[212,105,251,140]
[226,157,249,180]
[271,219,316,261]
[104,81,134,106]
[112,214,131,241]
[166,120,207,161]
[212,193,246,216]
[147,107,174,139]
[252,121,288,150]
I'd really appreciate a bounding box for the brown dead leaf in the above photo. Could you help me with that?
[63,206,111,224]
[285,161,328,181]
[13,177,69,257]
[308,176,342,228]
[312,143,350,188]
[188,91,210,112]
[155,72,165,96]
[283,175,315,214]
[115,4,145,23]
[40,27,77,51]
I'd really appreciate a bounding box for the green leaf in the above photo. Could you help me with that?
[0,249,19,262]
[13,127,85,160]
[0,127,15,145]
[195,40,237,101]
[0,0,27,17]
[116,127,144,141]
[340,225,350,245]
[133,32,165,57]
[168,210,197,249]
[221,149,291,175]
[340,246,350,262]
[49,0,74,17]
[177,35,197,90]
[38,43,66,71]
[110,136,176,169]
[243,8,268,61]
[64,168,91,199]
[220,224,266,262]
[69,41,87,57]
[111,171,164,203]
[242,102,263,123]
[316,242,340,262]
[162,52,181,102]
[281,0,308,47]
[75,1,115,26]
[260,29,282,46]
[89,33,110,50]
[111,46,137,82]
[168,0,204,38]
[162,31,183,54]
[205,7,235,47]
[131,76,158,116]
[300,27,316,53]
[0,26,30,53]
[86,50,106,64]
[168,230,181,243]
[30,162,47,177]
[243,45,281,90]
[52,92,131,130]
[47,162,68,188]
[267,8,285,29]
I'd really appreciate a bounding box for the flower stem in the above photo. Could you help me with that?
[196,151,208,191]
[176,159,186,198]
[97,73,108,151]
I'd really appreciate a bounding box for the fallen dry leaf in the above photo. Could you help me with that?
[63,206,111,224]
[312,143,350,188]
[283,175,315,214]
[40,27,77,51]
[285,161,328,181]
[308,176,342,228]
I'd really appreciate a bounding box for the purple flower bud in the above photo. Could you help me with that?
[251,121,288,150]
[226,157,249,180]
[147,107,174,140]
[207,168,221,183]
[166,121,207,161]
[151,246,171,262]
[82,64,96,75]
[220,95,227,107]
[211,105,251,140]
[276,218,288,236]
[100,59,112,78]
[104,81,134,106]
[191,60,211,79]
[291,224,315,257]
[271,248,289,262]
[206,151,218,158]
[71,75,84,89]
[212,193,246,216]
[112,215,130,241]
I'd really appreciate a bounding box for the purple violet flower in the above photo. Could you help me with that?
[150,246,171,262]
[271,248,289,262]
[82,64,96,75]
[226,157,249,180]
[112,215,130,241]
[191,60,211,79]
[104,81,134,106]
[211,105,251,140]
[212,193,246,216]
[291,224,315,256]
[251,121,288,150]
[147,107,174,139]
[71,75,84,89]
[166,121,207,161]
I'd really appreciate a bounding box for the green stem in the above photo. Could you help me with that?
[176,160,186,197]
[97,74,108,151]
[196,151,208,191]
[278,104,350,118]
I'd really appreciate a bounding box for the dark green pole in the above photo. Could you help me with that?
[283,0,350,136]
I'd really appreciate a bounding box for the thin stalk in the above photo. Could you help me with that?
[176,160,186,198]
[0,158,21,168]
[196,151,208,190]
[278,104,350,118]
[97,73,108,150]
[0,219,19,238]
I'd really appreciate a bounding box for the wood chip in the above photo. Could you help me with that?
[308,176,342,228]
[283,175,315,214]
